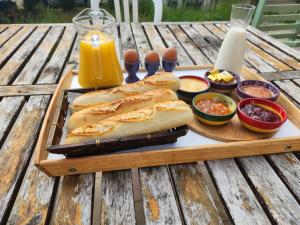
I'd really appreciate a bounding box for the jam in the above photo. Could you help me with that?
[196,98,231,115]
[241,104,281,122]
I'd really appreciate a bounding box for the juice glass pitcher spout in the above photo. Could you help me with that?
[72,8,123,88]
[230,4,256,28]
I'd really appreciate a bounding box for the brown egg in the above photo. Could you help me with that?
[145,51,160,62]
[163,47,177,61]
[124,49,139,63]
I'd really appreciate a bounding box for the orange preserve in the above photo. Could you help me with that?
[78,30,123,88]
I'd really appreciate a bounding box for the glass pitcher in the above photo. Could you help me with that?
[215,4,256,74]
[73,8,123,88]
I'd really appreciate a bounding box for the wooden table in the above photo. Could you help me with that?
[0,22,300,225]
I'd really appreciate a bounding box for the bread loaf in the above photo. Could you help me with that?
[70,72,180,113]
[67,89,178,131]
[65,100,193,144]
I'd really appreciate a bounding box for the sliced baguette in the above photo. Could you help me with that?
[65,100,193,144]
[67,89,178,131]
[70,72,180,113]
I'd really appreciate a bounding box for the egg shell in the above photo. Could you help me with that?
[124,49,139,63]
[145,51,160,62]
[163,47,177,61]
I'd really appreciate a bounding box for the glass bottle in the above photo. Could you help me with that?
[215,4,256,74]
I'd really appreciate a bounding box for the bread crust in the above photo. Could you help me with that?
[67,89,178,131]
[65,100,193,144]
[70,72,180,113]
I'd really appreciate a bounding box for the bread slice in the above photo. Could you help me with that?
[65,100,193,144]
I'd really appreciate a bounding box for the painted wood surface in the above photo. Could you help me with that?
[238,156,300,224]
[13,26,64,85]
[170,163,223,225]
[0,84,57,97]
[0,96,50,223]
[100,170,136,225]
[52,174,94,225]
[207,159,272,225]
[0,26,22,47]
[139,166,183,225]
[0,26,49,85]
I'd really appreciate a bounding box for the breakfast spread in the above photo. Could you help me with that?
[196,98,231,116]
[179,77,209,92]
[65,100,193,144]
[240,85,274,99]
[241,103,281,122]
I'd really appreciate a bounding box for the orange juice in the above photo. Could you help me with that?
[78,30,123,88]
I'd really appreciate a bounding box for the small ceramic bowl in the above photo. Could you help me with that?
[192,92,237,125]
[177,75,210,102]
[204,69,240,94]
[237,80,280,101]
[237,98,287,133]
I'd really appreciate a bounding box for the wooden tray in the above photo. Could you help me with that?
[35,65,300,177]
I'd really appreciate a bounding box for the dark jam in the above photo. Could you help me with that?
[241,104,281,122]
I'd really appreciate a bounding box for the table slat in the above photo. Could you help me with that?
[274,79,300,104]
[13,26,64,85]
[0,84,57,97]
[0,96,50,223]
[0,26,22,47]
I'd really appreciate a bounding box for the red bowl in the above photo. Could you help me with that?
[237,98,287,133]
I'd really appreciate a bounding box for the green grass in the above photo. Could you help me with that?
[1,0,242,24]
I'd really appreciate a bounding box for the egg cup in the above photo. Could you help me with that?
[162,58,177,72]
[145,60,160,77]
[124,61,140,83]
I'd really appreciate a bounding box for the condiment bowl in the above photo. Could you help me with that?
[237,98,287,133]
[177,75,210,102]
[192,92,237,125]
[237,80,280,101]
[204,69,240,94]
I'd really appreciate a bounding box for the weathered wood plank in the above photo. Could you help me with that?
[274,79,300,104]
[204,24,276,73]
[52,174,94,225]
[267,153,300,201]
[100,170,136,225]
[131,23,152,65]
[170,163,223,225]
[0,26,22,47]
[169,24,211,65]
[13,26,64,85]
[144,25,167,57]
[238,156,300,224]
[259,70,300,81]
[139,166,183,225]
[0,95,50,223]
[156,25,194,66]
[0,97,25,145]
[0,84,57,97]
[37,26,76,84]
[0,26,35,67]
[207,159,271,225]
[66,36,80,71]
[248,25,300,62]
[180,24,217,63]
[120,23,136,54]
[216,23,292,71]
[0,26,50,85]
[0,25,8,34]
[6,156,57,225]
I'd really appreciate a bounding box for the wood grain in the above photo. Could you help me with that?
[131,23,152,65]
[0,26,35,67]
[238,156,300,224]
[37,26,76,84]
[0,97,25,145]
[120,23,136,55]
[0,26,50,85]
[13,26,64,85]
[144,25,167,57]
[207,159,271,225]
[0,96,50,222]
[0,26,22,47]
[139,166,183,225]
[274,79,300,104]
[169,24,211,65]
[267,153,300,201]
[100,170,136,225]
[259,70,300,81]
[156,25,194,66]
[0,84,57,97]
[170,163,223,225]
[52,174,94,225]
